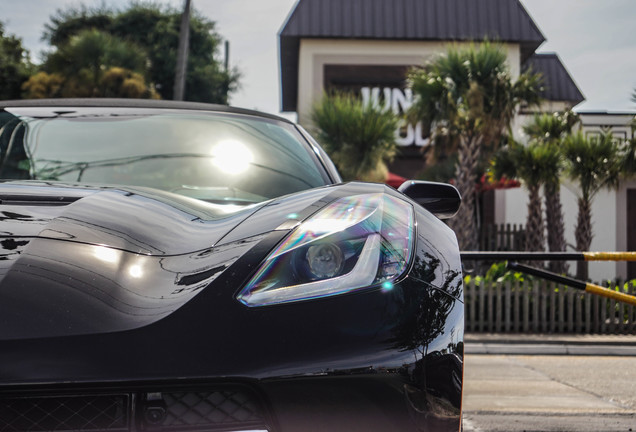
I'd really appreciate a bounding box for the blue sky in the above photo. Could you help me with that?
[2,0,635,115]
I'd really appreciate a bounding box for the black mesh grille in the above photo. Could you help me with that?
[0,394,129,431]
[142,390,266,430]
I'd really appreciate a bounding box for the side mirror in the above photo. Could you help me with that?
[397,181,461,219]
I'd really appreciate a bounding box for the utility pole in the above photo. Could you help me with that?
[174,0,191,101]
[224,40,229,73]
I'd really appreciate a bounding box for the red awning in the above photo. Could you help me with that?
[478,174,521,192]
[386,172,407,188]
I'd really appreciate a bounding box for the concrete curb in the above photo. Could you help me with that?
[464,333,636,355]
[465,342,636,356]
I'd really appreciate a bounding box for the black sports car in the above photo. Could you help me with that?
[0,99,464,432]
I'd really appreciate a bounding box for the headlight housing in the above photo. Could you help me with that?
[237,193,414,306]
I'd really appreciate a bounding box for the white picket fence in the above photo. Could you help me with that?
[464,280,636,334]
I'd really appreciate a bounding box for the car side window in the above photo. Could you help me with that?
[0,112,30,180]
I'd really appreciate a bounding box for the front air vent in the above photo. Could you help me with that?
[0,385,269,432]
[0,195,81,206]
[0,394,129,431]
[140,389,267,431]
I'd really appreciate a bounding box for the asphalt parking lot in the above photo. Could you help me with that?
[462,335,636,432]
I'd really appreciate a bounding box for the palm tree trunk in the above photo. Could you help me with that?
[544,181,567,273]
[525,184,545,252]
[575,197,593,280]
[525,183,545,268]
[449,134,481,250]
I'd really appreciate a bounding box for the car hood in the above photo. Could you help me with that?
[0,182,263,255]
[0,180,363,340]
[0,181,346,254]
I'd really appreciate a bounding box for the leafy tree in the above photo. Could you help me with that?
[311,92,399,182]
[22,72,65,98]
[43,4,111,46]
[24,27,157,100]
[0,22,33,100]
[41,3,238,103]
[100,67,158,99]
[408,42,542,250]
[522,110,578,272]
[40,29,151,97]
[563,132,623,279]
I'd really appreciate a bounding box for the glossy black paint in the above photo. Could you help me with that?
[398,180,462,219]
[0,101,463,432]
[0,181,463,431]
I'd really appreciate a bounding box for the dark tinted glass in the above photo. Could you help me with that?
[0,108,328,204]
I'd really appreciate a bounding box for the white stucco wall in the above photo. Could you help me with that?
[579,113,635,142]
[616,180,636,279]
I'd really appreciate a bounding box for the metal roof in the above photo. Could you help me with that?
[279,0,546,111]
[522,54,585,105]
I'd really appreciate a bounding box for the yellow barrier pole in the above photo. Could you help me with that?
[507,262,636,307]
[583,252,636,261]
[585,283,636,307]
[461,251,636,261]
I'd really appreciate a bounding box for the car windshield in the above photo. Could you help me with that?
[0,107,329,204]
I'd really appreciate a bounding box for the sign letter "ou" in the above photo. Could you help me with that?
[361,87,430,147]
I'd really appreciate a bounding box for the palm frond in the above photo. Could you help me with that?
[311,92,399,181]
[563,132,622,200]
[523,110,579,143]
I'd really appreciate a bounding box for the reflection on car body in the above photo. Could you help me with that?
[0,99,463,432]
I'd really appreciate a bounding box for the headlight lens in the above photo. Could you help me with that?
[237,193,414,306]
[306,243,344,278]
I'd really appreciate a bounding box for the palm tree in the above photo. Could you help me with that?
[491,142,558,254]
[623,114,636,176]
[311,92,399,182]
[536,143,567,271]
[408,41,542,250]
[563,132,623,280]
[523,111,578,272]
[522,110,579,144]
[623,133,636,176]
